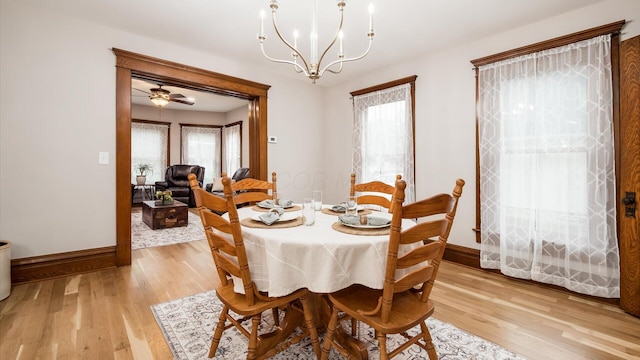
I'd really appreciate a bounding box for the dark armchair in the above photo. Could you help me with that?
[155,164,205,207]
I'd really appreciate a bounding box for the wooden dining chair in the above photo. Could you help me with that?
[187,173,321,360]
[350,173,402,213]
[231,171,278,206]
[321,178,465,360]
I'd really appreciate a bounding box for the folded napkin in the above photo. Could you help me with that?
[257,199,275,208]
[277,199,293,208]
[258,199,293,208]
[339,214,391,227]
[331,204,347,212]
[258,207,284,225]
[338,214,360,225]
[366,216,391,226]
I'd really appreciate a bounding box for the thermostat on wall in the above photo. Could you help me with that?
[268,136,278,144]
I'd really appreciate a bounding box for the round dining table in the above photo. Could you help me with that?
[231,204,416,297]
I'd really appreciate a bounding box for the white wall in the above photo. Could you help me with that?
[323,0,640,250]
[0,1,324,258]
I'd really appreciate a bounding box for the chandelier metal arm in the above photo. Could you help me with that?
[268,9,313,74]
[320,33,374,76]
[259,41,310,76]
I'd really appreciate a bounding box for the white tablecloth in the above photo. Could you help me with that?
[226,206,416,297]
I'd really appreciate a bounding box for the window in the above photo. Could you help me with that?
[223,122,242,175]
[472,22,624,298]
[181,124,222,186]
[131,120,169,184]
[351,76,416,204]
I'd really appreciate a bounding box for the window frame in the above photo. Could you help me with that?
[470,20,625,243]
[350,75,417,195]
[131,118,171,183]
[179,123,223,180]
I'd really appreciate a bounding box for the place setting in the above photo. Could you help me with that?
[241,195,305,228]
[330,195,393,235]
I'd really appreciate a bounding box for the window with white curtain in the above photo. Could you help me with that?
[476,35,619,297]
[352,79,416,204]
[223,122,242,175]
[131,121,169,184]
[181,125,221,186]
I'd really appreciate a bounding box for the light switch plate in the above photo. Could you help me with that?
[268,136,278,144]
[98,151,109,164]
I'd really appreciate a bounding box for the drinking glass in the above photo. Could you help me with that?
[302,197,315,226]
[345,195,358,217]
[313,190,323,211]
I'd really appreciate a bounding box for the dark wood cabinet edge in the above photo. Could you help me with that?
[10,246,117,284]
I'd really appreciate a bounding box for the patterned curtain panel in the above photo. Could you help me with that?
[131,122,169,183]
[478,35,619,297]
[223,124,241,175]
[352,83,415,203]
[181,126,221,185]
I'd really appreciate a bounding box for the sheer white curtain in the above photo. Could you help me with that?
[131,122,168,183]
[223,123,241,175]
[181,126,221,186]
[352,83,415,204]
[478,35,619,297]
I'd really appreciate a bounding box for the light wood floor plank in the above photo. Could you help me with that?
[1,239,640,359]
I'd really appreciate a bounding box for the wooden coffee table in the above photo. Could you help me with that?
[142,200,188,230]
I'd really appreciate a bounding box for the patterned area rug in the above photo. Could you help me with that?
[131,212,205,250]
[151,291,527,360]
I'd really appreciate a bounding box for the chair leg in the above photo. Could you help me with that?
[300,293,321,359]
[377,332,389,360]
[247,315,262,360]
[208,305,229,358]
[351,318,358,336]
[320,306,340,360]
[420,322,438,360]
[272,307,280,326]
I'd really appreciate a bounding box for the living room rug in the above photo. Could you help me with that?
[131,212,205,250]
[151,290,527,360]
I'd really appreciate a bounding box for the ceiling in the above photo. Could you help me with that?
[25,0,605,91]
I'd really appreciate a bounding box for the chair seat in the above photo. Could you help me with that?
[216,283,309,316]
[328,284,435,334]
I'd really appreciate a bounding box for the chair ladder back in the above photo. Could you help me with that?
[189,174,257,306]
[350,173,402,213]
[231,172,277,205]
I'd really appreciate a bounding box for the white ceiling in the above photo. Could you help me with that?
[24,0,605,111]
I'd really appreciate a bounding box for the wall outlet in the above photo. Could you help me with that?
[268,136,278,144]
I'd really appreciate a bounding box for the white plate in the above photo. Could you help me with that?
[251,213,298,223]
[340,221,390,229]
[257,202,295,209]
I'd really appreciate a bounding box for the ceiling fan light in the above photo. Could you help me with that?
[150,94,169,107]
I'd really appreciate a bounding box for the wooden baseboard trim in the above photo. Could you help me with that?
[443,243,480,268]
[11,246,117,284]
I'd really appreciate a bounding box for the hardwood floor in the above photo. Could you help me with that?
[1,239,639,359]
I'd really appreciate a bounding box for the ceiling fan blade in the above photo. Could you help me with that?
[169,93,186,99]
[170,97,195,105]
[133,87,150,94]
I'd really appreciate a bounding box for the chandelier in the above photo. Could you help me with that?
[258,0,374,84]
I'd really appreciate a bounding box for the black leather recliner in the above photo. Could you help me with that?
[155,164,205,207]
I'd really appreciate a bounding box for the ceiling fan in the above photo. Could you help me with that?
[133,85,195,107]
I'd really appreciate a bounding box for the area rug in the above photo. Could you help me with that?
[131,212,205,250]
[151,290,527,360]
